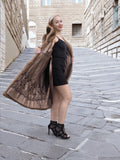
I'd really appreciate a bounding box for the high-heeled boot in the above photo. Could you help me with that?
[48,120,58,136]
[55,123,70,139]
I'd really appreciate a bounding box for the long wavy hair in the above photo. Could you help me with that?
[41,15,60,49]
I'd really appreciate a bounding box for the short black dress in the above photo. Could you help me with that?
[52,38,68,86]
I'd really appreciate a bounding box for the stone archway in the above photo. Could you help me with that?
[28,21,37,48]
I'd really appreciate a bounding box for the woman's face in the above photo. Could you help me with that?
[52,16,63,32]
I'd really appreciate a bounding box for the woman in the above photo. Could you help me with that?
[3,15,73,140]
[36,15,73,139]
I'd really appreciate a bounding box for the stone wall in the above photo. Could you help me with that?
[3,0,23,51]
[29,0,85,47]
[84,0,120,58]
[0,0,5,72]
[0,0,28,72]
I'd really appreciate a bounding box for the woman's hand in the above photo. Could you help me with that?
[34,47,41,54]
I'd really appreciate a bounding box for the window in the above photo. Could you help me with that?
[73,0,82,3]
[72,24,82,37]
[101,18,104,37]
[113,0,119,29]
[42,0,51,6]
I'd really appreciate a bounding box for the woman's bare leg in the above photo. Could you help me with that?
[51,87,61,122]
[49,84,72,139]
[55,84,72,124]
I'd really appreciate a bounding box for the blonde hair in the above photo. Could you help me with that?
[41,15,60,49]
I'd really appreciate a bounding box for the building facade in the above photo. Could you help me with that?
[0,0,28,72]
[84,0,120,58]
[28,0,85,47]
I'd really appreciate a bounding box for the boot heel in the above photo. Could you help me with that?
[48,121,57,136]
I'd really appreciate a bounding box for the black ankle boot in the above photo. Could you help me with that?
[56,123,70,139]
[48,120,58,136]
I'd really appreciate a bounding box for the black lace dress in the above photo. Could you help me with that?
[52,38,68,86]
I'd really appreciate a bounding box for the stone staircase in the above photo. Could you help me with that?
[1,47,120,160]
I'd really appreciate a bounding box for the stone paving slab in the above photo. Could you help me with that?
[1,47,120,159]
[0,144,39,160]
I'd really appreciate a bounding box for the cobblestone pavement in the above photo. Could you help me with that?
[0,48,120,160]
